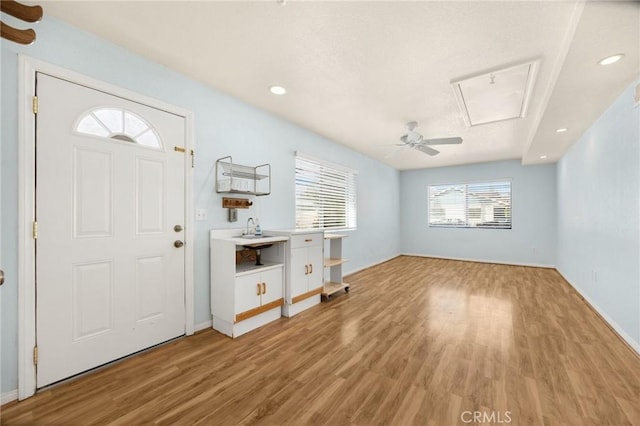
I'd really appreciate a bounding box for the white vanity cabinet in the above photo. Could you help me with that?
[235,266,283,322]
[269,230,324,317]
[210,230,287,338]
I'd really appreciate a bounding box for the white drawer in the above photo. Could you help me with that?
[290,233,323,249]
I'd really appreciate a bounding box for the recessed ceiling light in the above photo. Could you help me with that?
[540,155,547,159]
[598,54,625,66]
[270,86,286,95]
[556,128,568,133]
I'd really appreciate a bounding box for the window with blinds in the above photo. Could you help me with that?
[428,180,511,229]
[295,155,357,230]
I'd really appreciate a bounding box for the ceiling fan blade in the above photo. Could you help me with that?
[424,137,463,145]
[415,145,440,156]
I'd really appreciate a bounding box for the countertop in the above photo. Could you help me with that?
[213,234,288,247]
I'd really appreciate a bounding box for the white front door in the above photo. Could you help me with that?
[35,73,186,388]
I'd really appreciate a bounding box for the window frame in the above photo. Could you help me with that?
[427,179,512,230]
[295,153,357,231]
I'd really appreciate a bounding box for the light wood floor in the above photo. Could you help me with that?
[3,256,639,425]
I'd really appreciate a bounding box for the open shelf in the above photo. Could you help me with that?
[216,156,271,196]
[324,233,348,240]
[324,257,348,268]
[235,261,283,276]
[322,281,349,297]
[222,189,270,196]
[322,233,349,300]
[218,161,269,180]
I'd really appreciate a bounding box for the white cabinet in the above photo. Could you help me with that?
[269,230,324,317]
[210,230,286,338]
[235,267,283,321]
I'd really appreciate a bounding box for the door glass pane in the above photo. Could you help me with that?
[75,108,162,149]
[77,114,109,137]
[93,108,123,133]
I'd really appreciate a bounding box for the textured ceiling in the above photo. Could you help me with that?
[35,1,640,170]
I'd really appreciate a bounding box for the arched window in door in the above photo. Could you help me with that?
[75,107,162,149]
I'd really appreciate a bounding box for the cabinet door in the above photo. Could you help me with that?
[235,272,262,316]
[290,247,309,298]
[261,267,283,305]
[307,244,324,291]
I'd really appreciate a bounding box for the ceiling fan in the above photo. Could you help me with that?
[390,121,463,157]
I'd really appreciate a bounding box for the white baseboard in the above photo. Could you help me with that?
[1,389,18,405]
[194,320,212,332]
[401,253,555,269]
[556,269,640,356]
[344,254,401,277]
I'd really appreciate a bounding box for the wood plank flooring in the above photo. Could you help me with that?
[3,256,639,425]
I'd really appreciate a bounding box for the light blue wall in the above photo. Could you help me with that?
[1,17,400,393]
[400,160,557,266]
[557,79,640,349]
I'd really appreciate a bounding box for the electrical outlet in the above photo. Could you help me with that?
[195,208,208,221]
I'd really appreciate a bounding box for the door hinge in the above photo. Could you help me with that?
[174,146,186,153]
[32,96,38,114]
[33,346,38,365]
[32,221,38,239]
[190,149,195,168]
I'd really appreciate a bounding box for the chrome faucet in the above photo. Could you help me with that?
[246,217,255,236]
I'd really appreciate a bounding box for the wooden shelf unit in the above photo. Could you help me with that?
[322,233,349,299]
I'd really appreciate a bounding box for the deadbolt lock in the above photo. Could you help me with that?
[0,270,4,286]
[174,224,183,232]
[174,240,184,248]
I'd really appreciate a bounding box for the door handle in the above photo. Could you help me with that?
[174,224,183,232]
[174,240,184,248]
[262,282,266,294]
[304,265,308,275]
[309,264,313,274]
[256,283,261,295]
[0,269,4,286]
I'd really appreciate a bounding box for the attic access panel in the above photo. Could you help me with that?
[451,61,538,127]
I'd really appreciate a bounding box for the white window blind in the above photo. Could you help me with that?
[295,155,357,230]
[428,180,511,229]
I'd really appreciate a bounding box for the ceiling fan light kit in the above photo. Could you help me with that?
[451,60,539,127]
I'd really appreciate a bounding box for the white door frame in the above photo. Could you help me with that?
[17,55,195,400]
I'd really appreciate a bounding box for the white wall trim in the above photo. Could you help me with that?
[17,55,195,400]
[401,253,556,269]
[344,254,401,277]
[18,54,37,401]
[195,320,213,332]
[556,269,640,356]
[1,389,18,406]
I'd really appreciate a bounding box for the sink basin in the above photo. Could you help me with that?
[240,235,272,239]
